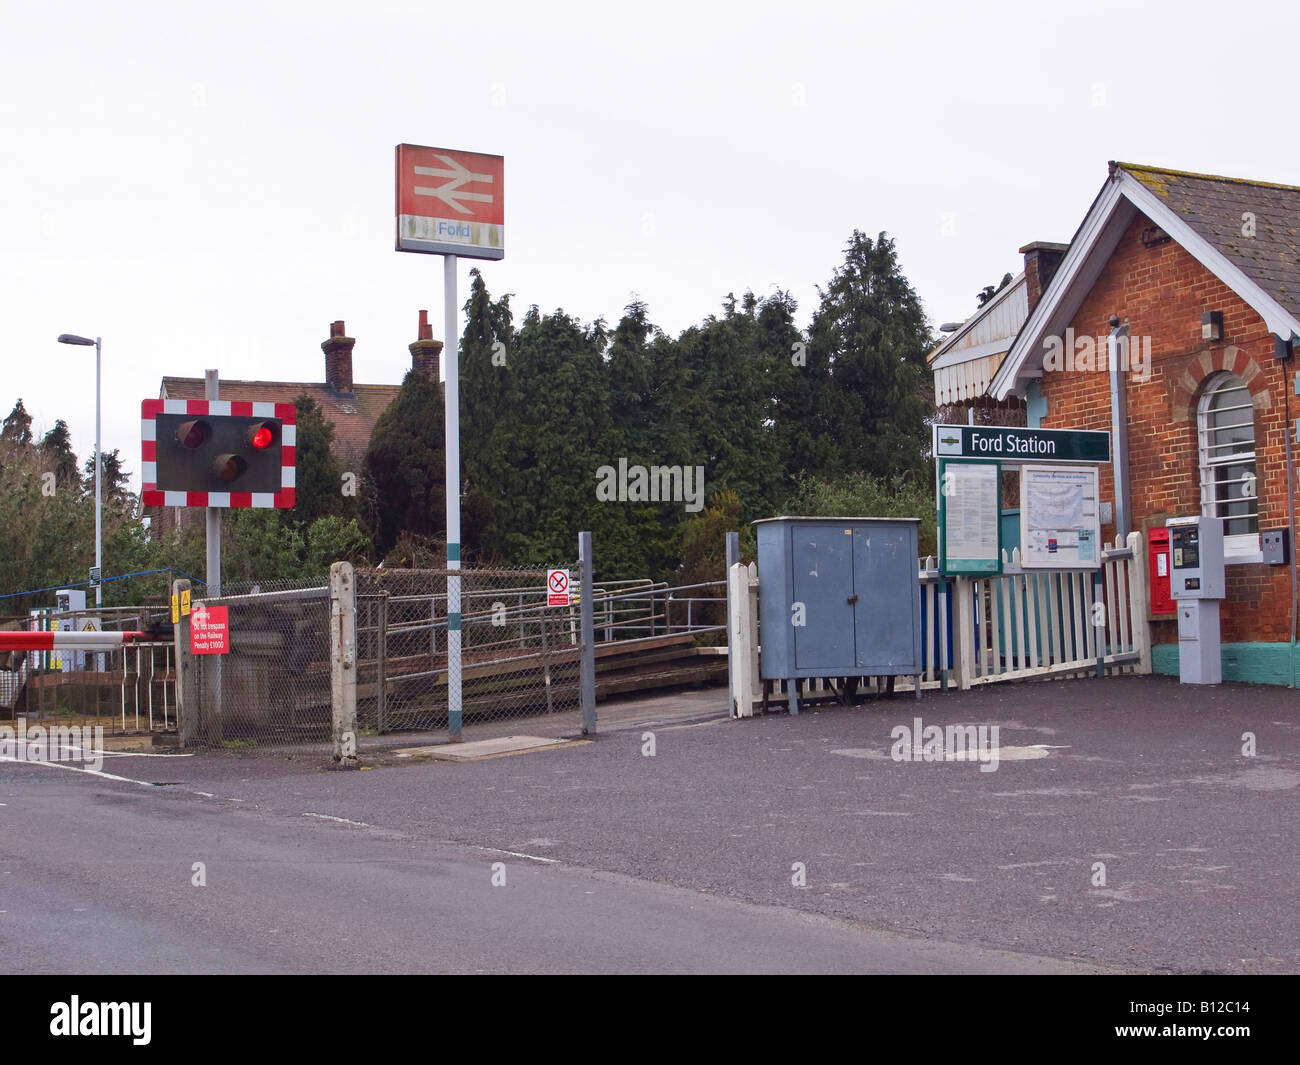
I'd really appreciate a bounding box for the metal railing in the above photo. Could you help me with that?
[3,606,177,732]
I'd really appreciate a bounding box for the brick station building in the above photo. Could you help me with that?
[935,161,1300,685]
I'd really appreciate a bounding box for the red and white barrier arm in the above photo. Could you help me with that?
[0,632,150,652]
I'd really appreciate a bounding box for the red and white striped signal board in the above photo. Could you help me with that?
[141,398,297,508]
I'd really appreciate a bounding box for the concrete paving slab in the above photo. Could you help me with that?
[394,734,590,762]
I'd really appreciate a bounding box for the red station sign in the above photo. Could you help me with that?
[395,144,504,259]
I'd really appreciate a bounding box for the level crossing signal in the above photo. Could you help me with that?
[141,400,296,508]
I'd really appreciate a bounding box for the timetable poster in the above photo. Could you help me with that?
[939,460,1001,575]
[1020,465,1101,569]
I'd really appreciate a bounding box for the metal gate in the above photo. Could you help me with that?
[354,567,583,735]
[181,578,333,751]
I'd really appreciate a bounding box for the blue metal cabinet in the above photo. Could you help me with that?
[755,517,922,707]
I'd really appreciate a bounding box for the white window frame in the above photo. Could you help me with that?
[1197,372,1260,562]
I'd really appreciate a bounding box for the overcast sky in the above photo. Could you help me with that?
[4,0,1298,489]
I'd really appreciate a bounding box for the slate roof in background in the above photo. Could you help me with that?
[1117,162,1300,323]
[160,377,400,458]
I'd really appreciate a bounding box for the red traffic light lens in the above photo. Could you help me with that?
[176,419,211,449]
[249,424,276,450]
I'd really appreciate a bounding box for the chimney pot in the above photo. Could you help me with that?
[410,313,443,381]
[322,321,355,393]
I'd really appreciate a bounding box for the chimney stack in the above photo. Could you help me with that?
[409,309,444,380]
[322,319,355,393]
[1019,242,1070,313]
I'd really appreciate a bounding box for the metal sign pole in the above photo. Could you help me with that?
[94,337,103,611]
[204,370,222,598]
[444,254,462,739]
[205,370,222,730]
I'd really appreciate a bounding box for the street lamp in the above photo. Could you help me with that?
[56,333,102,611]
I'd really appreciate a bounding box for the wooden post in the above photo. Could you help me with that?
[953,577,975,690]
[1127,530,1152,674]
[728,561,762,718]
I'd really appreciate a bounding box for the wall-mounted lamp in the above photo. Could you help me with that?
[1202,311,1224,342]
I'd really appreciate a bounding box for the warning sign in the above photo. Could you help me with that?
[546,569,570,607]
[190,605,229,655]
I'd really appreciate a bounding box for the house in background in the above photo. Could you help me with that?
[151,313,445,529]
[936,160,1300,685]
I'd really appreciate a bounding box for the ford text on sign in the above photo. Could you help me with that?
[395,144,504,259]
[933,424,1111,464]
[190,605,230,655]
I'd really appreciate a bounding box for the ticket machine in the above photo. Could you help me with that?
[1167,516,1225,684]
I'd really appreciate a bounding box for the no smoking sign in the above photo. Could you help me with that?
[546,569,570,607]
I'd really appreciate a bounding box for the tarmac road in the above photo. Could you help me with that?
[1,672,1295,973]
[0,762,1112,974]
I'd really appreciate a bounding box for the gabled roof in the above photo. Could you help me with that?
[1123,163,1300,319]
[991,162,1300,400]
[160,377,400,457]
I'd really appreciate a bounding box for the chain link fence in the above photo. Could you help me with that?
[355,566,583,735]
[152,536,726,757]
[3,554,728,752]
[184,575,333,752]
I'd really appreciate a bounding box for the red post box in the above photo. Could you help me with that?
[1148,526,1175,616]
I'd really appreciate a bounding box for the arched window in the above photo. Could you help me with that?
[1197,373,1258,545]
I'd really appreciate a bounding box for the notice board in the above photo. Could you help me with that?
[1019,465,1101,569]
[939,459,1002,575]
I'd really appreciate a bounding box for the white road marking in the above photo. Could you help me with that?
[657,718,730,732]
[97,749,195,758]
[302,812,370,827]
[0,755,156,787]
[480,846,560,865]
[39,743,194,759]
[43,743,191,759]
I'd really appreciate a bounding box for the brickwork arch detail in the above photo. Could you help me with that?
[1170,346,1270,425]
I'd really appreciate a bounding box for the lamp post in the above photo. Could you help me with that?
[56,333,102,610]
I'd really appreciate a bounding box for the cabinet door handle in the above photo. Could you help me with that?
[846,594,859,605]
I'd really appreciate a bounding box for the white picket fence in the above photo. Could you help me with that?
[728,531,1151,717]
